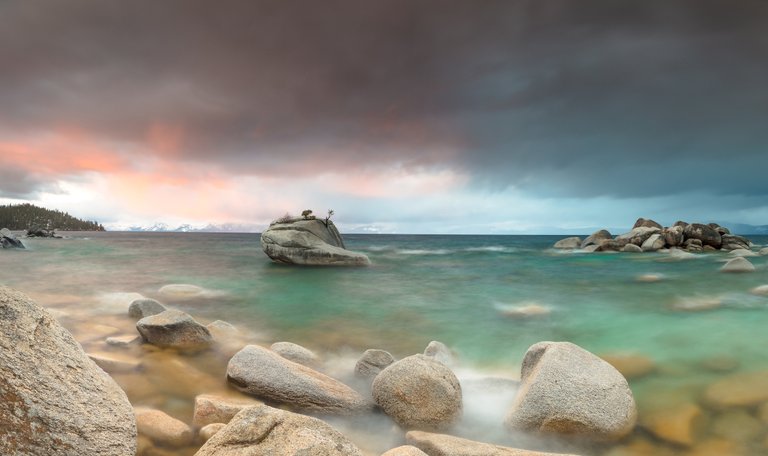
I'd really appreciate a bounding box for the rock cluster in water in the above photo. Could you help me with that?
[554,218,753,254]
[260,213,370,266]
[0,227,25,249]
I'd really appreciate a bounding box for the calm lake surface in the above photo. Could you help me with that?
[2,232,768,455]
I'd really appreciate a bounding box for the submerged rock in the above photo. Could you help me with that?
[136,310,213,351]
[0,287,136,455]
[553,237,582,249]
[703,371,768,408]
[505,341,636,442]
[128,298,166,319]
[260,217,370,266]
[423,340,456,366]
[372,354,462,431]
[135,407,194,448]
[195,404,363,456]
[641,402,704,447]
[750,285,768,296]
[0,227,25,249]
[406,431,579,456]
[354,348,395,379]
[720,257,755,273]
[729,248,757,257]
[600,353,655,380]
[226,345,369,415]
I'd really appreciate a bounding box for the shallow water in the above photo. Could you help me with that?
[2,232,768,455]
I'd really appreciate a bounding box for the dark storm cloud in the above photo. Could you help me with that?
[0,167,49,198]
[1,0,766,197]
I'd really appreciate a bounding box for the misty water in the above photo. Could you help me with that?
[3,232,768,455]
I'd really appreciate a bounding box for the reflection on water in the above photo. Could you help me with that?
[2,232,768,454]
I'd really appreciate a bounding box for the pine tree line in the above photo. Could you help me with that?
[0,203,105,231]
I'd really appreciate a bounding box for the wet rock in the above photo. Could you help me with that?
[129,298,167,319]
[372,354,462,431]
[729,248,757,257]
[636,273,663,283]
[600,353,655,380]
[622,243,643,253]
[760,247,768,256]
[106,334,142,347]
[672,295,721,312]
[553,237,582,249]
[684,224,722,249]
[136,310,213,351]
[596,239,626,252]
[195,404,363,456]
[227,345,369,415]
[719,257,755,273]
[711,410,762,443]
[135,407,194,448]
[673,220,689,229]
[498,303,551,318]
[260,217,370,266]
[381,445,428,456]
[616,227,660,246]
[581,229,612,249]
[641,402,703,447]
[662,226,684,247]
[633,218,663,230]
[423,340,456,367]
[582,245,600,253]
[88,352,142,373]
[699,355,740,373]
[750,285,768,296]
[721,234,751,251]
[641,234,665,252]
[406,431,579,456]
[193,393,263,428]
[0,287,136,456]
[0,227,25,248]
[206,320,238,339]
[271,341,319,366]
[505,341,636,442]
[683,238,703,252]
[199,423,226,443]
[354,349,395,379]
[703,371,768,408]
[158,284,207,299]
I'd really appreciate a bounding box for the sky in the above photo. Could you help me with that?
[1,0,767,233]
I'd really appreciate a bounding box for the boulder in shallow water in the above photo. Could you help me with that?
[0,227,25,248]
[193,393,263,428]
[662,226,684,247]
[719,257,755,273]
[633,218,663,230]
[600,353,655,380]
[615,226,661,246]
[553,237,582,249]
[703,371,768,408]
[505,341,637,442]
[751,285,768,296]
[354,348,395,379]
[199,423,226,442]
[227,345,369,415]
[195,404,363,456]
[596,239,626,252]
[720,234,751,251]
[381,445,428,456]
[683,238,703,252]
[135,407,194,448]
[128,298,166,319]
[0,287,136,455]
[622,243,643,253]
[641,234,665,252]
[260,217,370,266]
[683,223,722,249]
[760,247,768,256]
[729,248,757,257]
[423,340,456,367]
[406,431,579,456]
[271,341,319,366]
[641,402,704,447]
[372,354,462,431]
[136,310,213,351]
[581,229,612,249]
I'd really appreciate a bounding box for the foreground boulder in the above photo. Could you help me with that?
[406,431,579,456]
[193,393,263,427]
[0,228,25,248]
[227,345,369,415]
[0,287,136,455]
[505,341,636,442]
[136,310,213,351]
[135,407,194,448]
[372,354,462,431]
[260,216,370,266]
[195,405,363,455]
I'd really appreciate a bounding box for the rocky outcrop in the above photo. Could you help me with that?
[226,345,369,415]
[0,287,136,455]
[554,219,753,255]
[136,310,213,351]
[0,228,24,248]
[354,348,395,379]
[195,404,363,455]
[128,298,166,319]
[553,237,581,249]
[372,354,462,431]
[406,431,579,456]
[505,341,636,442]
[260,216,370,266]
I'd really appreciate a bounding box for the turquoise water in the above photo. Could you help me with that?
[3,232,768,454]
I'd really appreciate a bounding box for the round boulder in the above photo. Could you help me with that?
[271,341,319,366]
[684,223,722,249]
[372,354,462,431]
[136,310,213,351]
[504,341,637,442]
[581,230,612,249]
[354,349,395,379]
[128,298,166,319]
[663,226,684,247]
[553,237,582,249]
[720,257,755,273]
[633,218,663,229]
[135,407,193,448]
[0,287,136,455]
[622,244,643,253]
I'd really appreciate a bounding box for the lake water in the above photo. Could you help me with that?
[2,232,768,455]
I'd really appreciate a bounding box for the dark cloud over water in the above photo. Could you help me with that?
[1,0,767,198]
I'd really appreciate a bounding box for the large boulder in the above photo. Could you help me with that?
[406,431,579,456]
[372,354,462,431]
[226,345,369,415]
[195,404,363,455]
[136,310,213,351]
[0,287,136,455]
[260,217,370,266]
[270,341,319,366]
[553,237,581,249]
[0,228,25,249]
[683,223,722,249]
[504,341,636,442]
[641,234,665,252]
[193,393,263,428]
[595,239,626,252]
[720,234,751,251]
[615,227,661,246]
[580,230,612,249]
[662,226,684,247]
[720,257,755,273]
[633,218,663,230]
[128,298,166,319]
